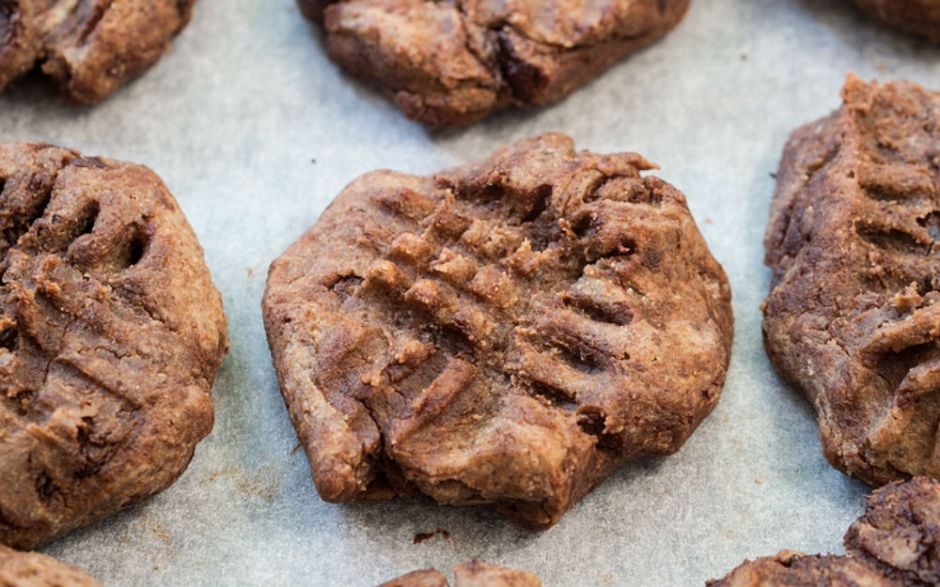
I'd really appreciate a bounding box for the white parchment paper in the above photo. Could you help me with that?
[1,0,938,585]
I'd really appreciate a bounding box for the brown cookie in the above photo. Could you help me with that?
[0,0,197,104]
[263,133,733,528]
[0,143,228,549]
[380,561,540,587]
[708,552,899,587]
[763,75,940,486]
[852,0,940,44]
[0,544,100,587]
[298,0,691,126]
[710,478,940,587]
[845,477,940,585]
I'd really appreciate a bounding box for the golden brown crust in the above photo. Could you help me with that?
[0,545,100,587]
[380,561,540,587]
[710,478,940,587]
[299,0,691,126]
[263,133,732,528]
[0,0,197,104]
[762,75,940,486]
[0,142,228,549]
[852,0,940,44]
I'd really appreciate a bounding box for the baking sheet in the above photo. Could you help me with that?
[1,0,938,585]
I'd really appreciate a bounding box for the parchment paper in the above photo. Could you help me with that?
[1,0,938,585]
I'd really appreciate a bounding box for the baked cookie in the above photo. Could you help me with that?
[709,552,899,587]
[0,0,197,104]
[852,0,940,44]
[298,0,691,126]
[381,561,540,587]
[710,478,940,587]
[0,545,100,587]
[763,75,940,486]
[263,133,733,528]
[0,143,228,549]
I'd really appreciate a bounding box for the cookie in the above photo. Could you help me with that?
[298,0,691,126]
[381,561,540,587]
[0,1,197,104]
[263,133,733,528]
[709,478,940,587]
[0,545,100,587]
[0,143,228,549]
[709,552,899,587]
[763,75,940,486]
[852,0,940,44]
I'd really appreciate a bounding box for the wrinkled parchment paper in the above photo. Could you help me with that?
[1,0,938,585]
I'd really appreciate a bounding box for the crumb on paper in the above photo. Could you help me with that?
[413,528,451,544]
[150,522,172,544]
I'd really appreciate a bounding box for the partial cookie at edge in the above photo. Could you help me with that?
[0,545,100,587]
[0,142,228,549]
[299,0,691,126]
[0,0,197,103]
[762,74,940,486]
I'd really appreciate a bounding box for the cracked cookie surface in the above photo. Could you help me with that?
[852,0,940,44]
[380,561,540,587]
[709,478,940,587]
[298,0,691,126]
[0,544,100,587]
[0,0,197,104]
[0,142,228,549]
[263,133,733,528]
[763,75,940,486]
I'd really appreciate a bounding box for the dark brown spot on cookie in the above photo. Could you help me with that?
[856,223,929,255]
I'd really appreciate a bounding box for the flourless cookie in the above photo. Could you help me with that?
[298,0,691,126]
[708,552,899,587]
[709,478,940,587]
[263,133,733,528]
[763,75,940,486]
[0,545,99,587]
[852,0,940,44]
[0,143,228,549]
[0,0,197,104]
[381,561,540,587]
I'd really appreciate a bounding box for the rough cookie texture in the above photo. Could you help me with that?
[380,561,540,587]
[845,477,940,585]
[763,75,940,486]
[0,143,228,549]
[708,552,899,587]
[263,133,732,528]
[0,0,197,104]
[710,478,940,587]
[298,0,691,126]
[0,545,99,587]
[852,0,940,44]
